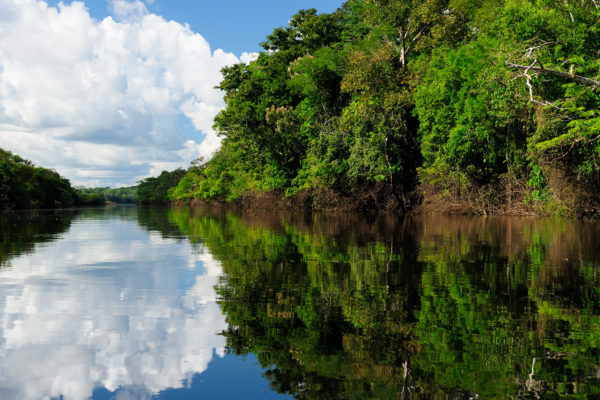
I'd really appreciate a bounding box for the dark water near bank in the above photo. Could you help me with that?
[1,206,600,399]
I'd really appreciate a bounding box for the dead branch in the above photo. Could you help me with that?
[505,61,600,88]
[406,23,428,53]
[564,0,575,22]
[523,40,553,58]
[512,60,564,109]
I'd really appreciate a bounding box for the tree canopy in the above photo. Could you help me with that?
[164,0,600,215]
[0,148,81,209]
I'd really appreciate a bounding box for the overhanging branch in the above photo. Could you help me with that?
[505,61,600,88]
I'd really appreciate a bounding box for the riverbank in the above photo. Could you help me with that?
[182,184,404,213]
[177,177,600,218]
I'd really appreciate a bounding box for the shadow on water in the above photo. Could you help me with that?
[162,207,600,399]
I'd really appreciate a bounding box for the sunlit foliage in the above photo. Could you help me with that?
[161,1,600,214]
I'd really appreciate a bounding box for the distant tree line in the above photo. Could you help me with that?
[0,146,190,208]
[0,147,141,209]
[77,186,137,204]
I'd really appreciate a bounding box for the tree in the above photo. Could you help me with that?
[137,169,186,205]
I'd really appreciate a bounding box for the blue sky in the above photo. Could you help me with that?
[0,0,344,187]
[47,0,344,55]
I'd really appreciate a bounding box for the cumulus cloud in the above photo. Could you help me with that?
[0,214,227,399]
[109,0,148,21]
[0,0,244,186]
[240,51,259,64]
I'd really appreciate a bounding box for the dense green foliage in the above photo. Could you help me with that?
[0,148,143,209]
[167,0,600,214]
[0,148,82,209]
[137,169,186,205]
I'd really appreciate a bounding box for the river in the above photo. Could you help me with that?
[0,206,599,399]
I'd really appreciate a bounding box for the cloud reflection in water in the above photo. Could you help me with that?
[0,217,226,399]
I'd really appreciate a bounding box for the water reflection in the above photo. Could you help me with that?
[0,209,75,267]
[0,207,226,399]
[166,208,600,399]
[2,207,600,399]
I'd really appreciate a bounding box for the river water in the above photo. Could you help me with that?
[0,206,599,399]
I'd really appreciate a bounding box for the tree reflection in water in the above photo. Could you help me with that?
[167,207,600,399]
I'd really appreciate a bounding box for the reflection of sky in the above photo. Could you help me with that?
[0,216,227,400]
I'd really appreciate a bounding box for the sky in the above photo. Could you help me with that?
[0,0,343,187]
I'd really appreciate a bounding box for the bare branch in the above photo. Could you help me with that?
[523,40,553,58]
[405,23,429,54]
[564,0,575,22]
[403,19,411,40]
[511,60,565,109]
[505,61,600,88]
[399,27,406,67]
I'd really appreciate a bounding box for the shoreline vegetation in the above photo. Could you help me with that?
[162,0,600,217]
[162,1,600,218]
[0,148,89,210]
[3,1,600,217]
[0,148,136,210]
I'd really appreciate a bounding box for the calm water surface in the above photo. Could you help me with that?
[1,206,600,399]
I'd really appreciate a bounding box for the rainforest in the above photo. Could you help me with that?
[163,0,600,216]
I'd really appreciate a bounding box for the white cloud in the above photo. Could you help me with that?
[240,51,259,64]
[0,215,227,399]
[0,0,245,186]
[109,0,148,21]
